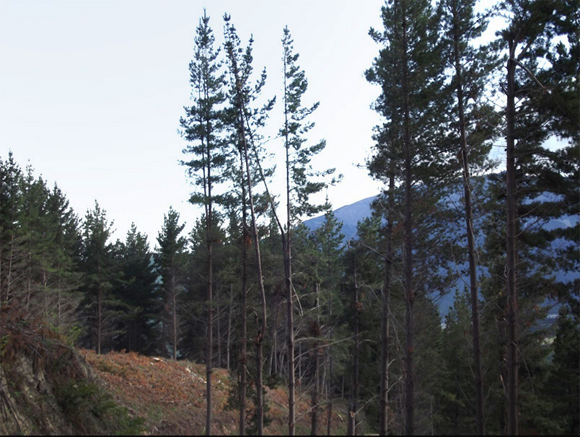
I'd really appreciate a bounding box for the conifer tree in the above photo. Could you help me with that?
[79,201,117,355]
[0,153,25,306]
[223,15,272,434]
[497,1,574,431]
[1,154,81,334]
[113,224,158,354]
[279,26,338,436]
[155,207,187,360]
[309,207,345,435]
[180,11,229,434]
[42,184,82,335]
[367,0,446,433]
[438,0,500,432]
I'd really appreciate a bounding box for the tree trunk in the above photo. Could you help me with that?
[205,115,214,436]
[283,50,297,435]
[285,238,296,436]
[237,108,267,435]
[239,152,249,437]
[379,171,394,436]
[217,301,221,368]
[451,8,485,432]
[227,284,233,371]
[348,267,360,436]
[311,283,321,436]
[97,286,102,355]
[172,274,177,361]
[399,1,415,433]
[326,292,334,437]
[506,39,519,436]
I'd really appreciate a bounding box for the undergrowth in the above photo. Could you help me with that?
[0,302,145,435]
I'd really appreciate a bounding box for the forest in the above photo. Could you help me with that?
[0,0,578,435]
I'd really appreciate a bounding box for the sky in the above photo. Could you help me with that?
[1,0,391,244]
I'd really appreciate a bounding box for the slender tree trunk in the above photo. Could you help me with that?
[244,155,267,436]
[25,252,32,315]
[379,171,394,436]
[201,79,215,435]
[239,152,249,437]
[217,302,222,368]
[298,342,302,389]
[326,293,334,437]
[5,235,15,303]
[285,238,296,436]
[97,286,102,355]
[225,37,270,432]
[227,284,233,371]
[452,16,485,432]
[400,1,415,432]
[270,299,280,376]
[172,274,177,361]
[206,215,213,436]
[311,347,320,436]
[326,397,333,436]
[311,283,321,436]
[505,40,519,436]
[237,107,267,435]
[283,51,297,436]
[348,267,360,436]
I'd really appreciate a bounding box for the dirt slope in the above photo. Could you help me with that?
[83,349,348,435]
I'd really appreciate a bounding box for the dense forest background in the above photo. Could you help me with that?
[1,0,578,435]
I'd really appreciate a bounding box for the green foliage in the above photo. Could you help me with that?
[546,306,580,434]
[154,207,188,360]
[111,223,159,355]
[55,380,145,435]
[280,27,338,221]
[2,3,579,434]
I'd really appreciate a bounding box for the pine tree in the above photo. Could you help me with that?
[223,15,274,434]
[180,11,229,434]
[113,224,158,354]
[79,201,118,355]
[438,0,500,432]
[366,0,446,432]
[42,184,82,336]
[0,153,25,306]
[154,207,187,360]
[309,208,345,436]
[279,27,338,436]
[1,154,81,336]
[497,1,574,431]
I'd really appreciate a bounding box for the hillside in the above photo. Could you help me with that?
[303,195,377,241]
[0,308,348,435]
[84,349,349,435]
[302,185,578,320]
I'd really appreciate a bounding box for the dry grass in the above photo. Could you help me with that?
[82,349,347,435]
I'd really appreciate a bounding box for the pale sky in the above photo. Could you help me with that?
[1,0,389,244]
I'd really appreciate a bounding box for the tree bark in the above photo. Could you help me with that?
[239,150,248,437]
[283,46,297,436]
[451,7,485,432]
[348,266,360,436]
[400,0,415,432]
[505,39,519,436]
[310,282,321,436]
[379,171,394,436]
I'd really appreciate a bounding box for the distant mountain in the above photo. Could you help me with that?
[302,189,578,321]
[303,195,377,241]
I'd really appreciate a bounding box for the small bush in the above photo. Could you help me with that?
[55,380,145,434]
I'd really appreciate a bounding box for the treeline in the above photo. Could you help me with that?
[1,0,579,436]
